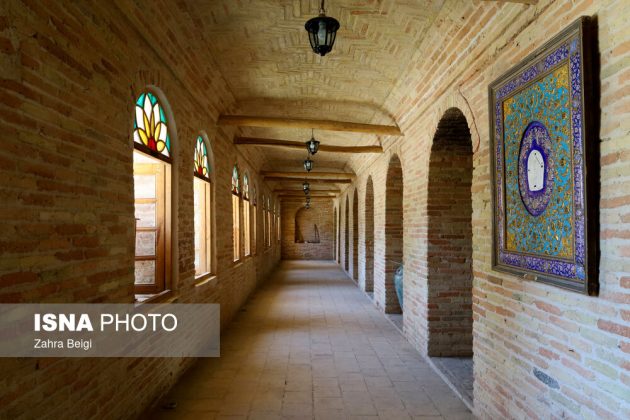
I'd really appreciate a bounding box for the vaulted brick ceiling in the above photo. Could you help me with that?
[190,0,446,186]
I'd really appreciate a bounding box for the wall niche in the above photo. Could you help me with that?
[295,207,320,243]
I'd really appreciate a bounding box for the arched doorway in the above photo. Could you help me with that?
[427,108,473,406]
[427,108,473,356]
[364,177,374,294]
[384,155,403,315]
[352,188,359,281]
[344,195,349,271]
[337,206,341,263]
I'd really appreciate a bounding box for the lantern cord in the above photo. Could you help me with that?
[320,0,326,14]
[457,84,481,155]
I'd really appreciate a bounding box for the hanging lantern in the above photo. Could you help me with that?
[305,0,340,57]
[304,187,310,195]
[304,156,314,172]
[305,202,311,209]
[306,131,320,155]
[303,180,310,192]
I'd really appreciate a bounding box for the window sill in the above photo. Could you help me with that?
[135,290,177,306]
[194,274,218,288]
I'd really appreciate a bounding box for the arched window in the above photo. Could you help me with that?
[266,196,272,248]
[276,202,281,242]
[252,185,257,255]
[133,90,173,297]
[193,135,212,277]
[232,165,241,261]
[242,173,251,256]
[262,194,267,248]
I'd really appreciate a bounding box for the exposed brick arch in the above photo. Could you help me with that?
[352,188,359,281]
[344,195,350,271]
[427,107,473,357]
[364,177,375,293]
[384,154,404,314]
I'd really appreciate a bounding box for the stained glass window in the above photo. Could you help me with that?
[232,165,240,195]
[134,92,171,161]
[243,174,250,201]
[262,194,267,246]
[194,136,210,181]
[243,173,251,256]
[252,185,257,255]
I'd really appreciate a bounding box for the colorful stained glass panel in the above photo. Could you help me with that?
[232,165,240,194]
[243,174,250,200]
[134,92,171,159]
[194,136,210,180]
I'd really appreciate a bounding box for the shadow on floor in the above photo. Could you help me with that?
[430,357,474,409]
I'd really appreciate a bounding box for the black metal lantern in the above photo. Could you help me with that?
[305,202,310,209]
[304,156,314,172]
[305,0,340,57]
[303,180,310,192]
[306,130,320,155]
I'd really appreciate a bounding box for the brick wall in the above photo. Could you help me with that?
[338,0,630,418]
[281,198,334,260]
[0,1,280,418]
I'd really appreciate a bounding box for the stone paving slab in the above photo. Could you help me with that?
[151,260,472,419]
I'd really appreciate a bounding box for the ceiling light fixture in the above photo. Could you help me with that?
[304,154,314,172]
[306,129,320,155]
[305,0,340,57]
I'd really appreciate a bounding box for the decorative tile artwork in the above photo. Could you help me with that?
[489,17,597,294]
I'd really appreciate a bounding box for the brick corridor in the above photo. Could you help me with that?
[152,260,472,419]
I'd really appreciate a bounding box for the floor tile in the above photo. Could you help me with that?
[150,261,470,419]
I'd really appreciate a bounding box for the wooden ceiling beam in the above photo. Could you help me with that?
[234,137,383,153]
[280,196,334,200]
[278,192,337,197]
[481,0,537,4]
[274,188,340,193]
[265,177,351,184]
[262,171,354,180]
[219,115,402,136]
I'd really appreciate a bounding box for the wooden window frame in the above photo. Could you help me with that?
[133,151,172,296]
[194,174,212,277]
[232,192,241,261]
[243,197,251,257]
[252,202,257,255]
